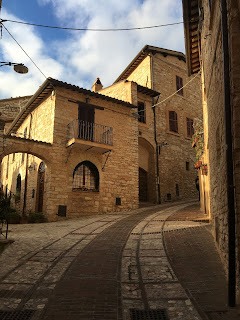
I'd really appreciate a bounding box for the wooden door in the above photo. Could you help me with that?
[78,106,95,141]
[37,162,45,213]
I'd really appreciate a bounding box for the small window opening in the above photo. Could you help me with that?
[176,76,183,96]
[186,118,194,138]
[169,111,178,133]
[167,193,171,201]
[176,184,179,197]
[186,162,190,171]
[12,153,15,162]
[138,101,146,123]
[16,174,21,194]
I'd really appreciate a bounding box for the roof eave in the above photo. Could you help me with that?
[6,78,52,135]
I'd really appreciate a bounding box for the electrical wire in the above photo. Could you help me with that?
[1,22,47,79]
[152,70,201,108]
[1,18,184,31]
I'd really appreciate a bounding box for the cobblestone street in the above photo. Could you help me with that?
[0,201,239,319]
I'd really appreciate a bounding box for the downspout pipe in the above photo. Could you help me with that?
[221,0,236,307]
[153,95,161,204]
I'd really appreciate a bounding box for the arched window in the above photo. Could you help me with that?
[16,174,21,193]
[73,161,99,191]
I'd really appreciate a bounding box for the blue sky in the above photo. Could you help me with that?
[0,0,185,99]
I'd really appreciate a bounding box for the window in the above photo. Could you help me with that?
[22,153,25,163]
[138,101,146,123]
[16,174,21,194]
[73,161,99,191]
[186,162,190,171]
[176,184,179,197]
[169,111,178,133]
[186,117,194,138]
[209,0,212,11]
[12,153,15,162]
[176,75,183,96]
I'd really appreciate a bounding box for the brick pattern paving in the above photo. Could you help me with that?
[164,204,240,320]
[41,208,159,320]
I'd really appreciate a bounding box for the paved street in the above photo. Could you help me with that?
[0,201,239,319]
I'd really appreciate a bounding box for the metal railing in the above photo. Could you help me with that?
[67,119,113,146]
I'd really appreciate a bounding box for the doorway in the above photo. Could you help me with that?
[36,162,45,213]
[78,105,95,141]
[139,167,148,202]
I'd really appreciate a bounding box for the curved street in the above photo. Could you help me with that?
[0,201,238,320]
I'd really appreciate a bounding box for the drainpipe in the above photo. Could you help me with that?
[22,113,33,215]
[221,0,236,307]
[153,95,161,204]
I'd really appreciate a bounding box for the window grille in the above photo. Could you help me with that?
[169,111,178,133]
[138,101,146,123]
[186,117,194,137]
[73,161,99,191]
[176,75,183,96]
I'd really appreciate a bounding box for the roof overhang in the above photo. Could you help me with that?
[136,83,160,97]
[7,78,137,134]
[114,45,186,84]
[182,0,200,76]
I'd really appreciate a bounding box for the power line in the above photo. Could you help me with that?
[1,22,47,79]
[152,70,201,108]
[1,18,184,32]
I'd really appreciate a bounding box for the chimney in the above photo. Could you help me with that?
[91,78,103,92]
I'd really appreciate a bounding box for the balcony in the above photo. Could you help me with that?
[66,119,113,153]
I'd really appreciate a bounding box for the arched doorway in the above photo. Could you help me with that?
[138,137,156,203]
[36,162,45,212]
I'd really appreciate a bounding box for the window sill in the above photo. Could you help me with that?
[72,188,99,192]
[167,130,180,137]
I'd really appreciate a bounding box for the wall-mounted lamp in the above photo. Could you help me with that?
[0,61,28,74]
[158,142,169,154]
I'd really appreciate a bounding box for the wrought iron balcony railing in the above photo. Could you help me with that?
[67,119,113,146]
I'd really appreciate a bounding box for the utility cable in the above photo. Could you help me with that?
[152,70,201,108]
[1,21,47,79]
[1,19,184,31]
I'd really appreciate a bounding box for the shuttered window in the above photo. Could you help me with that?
[169,111,178,133]
[186,117,194,137]
[176,75,183,96]
[138,101,145,123]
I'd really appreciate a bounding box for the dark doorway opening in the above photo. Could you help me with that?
[139,167,148,202]
[36,162,45,213]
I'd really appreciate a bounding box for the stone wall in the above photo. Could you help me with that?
[0,96,31,123]
[102,51,202,203]
[1,86,139,219]
[198,0,240,301]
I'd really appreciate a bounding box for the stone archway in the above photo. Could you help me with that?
[138,137,156,203]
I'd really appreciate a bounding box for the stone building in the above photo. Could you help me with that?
[182,0,240,305]
[100,45,202,204]
[0,45,202,220]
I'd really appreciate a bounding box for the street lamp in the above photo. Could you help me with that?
[0,61,28,74]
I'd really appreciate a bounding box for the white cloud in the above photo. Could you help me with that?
[0,0,184,99]
[0,10,63,98]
